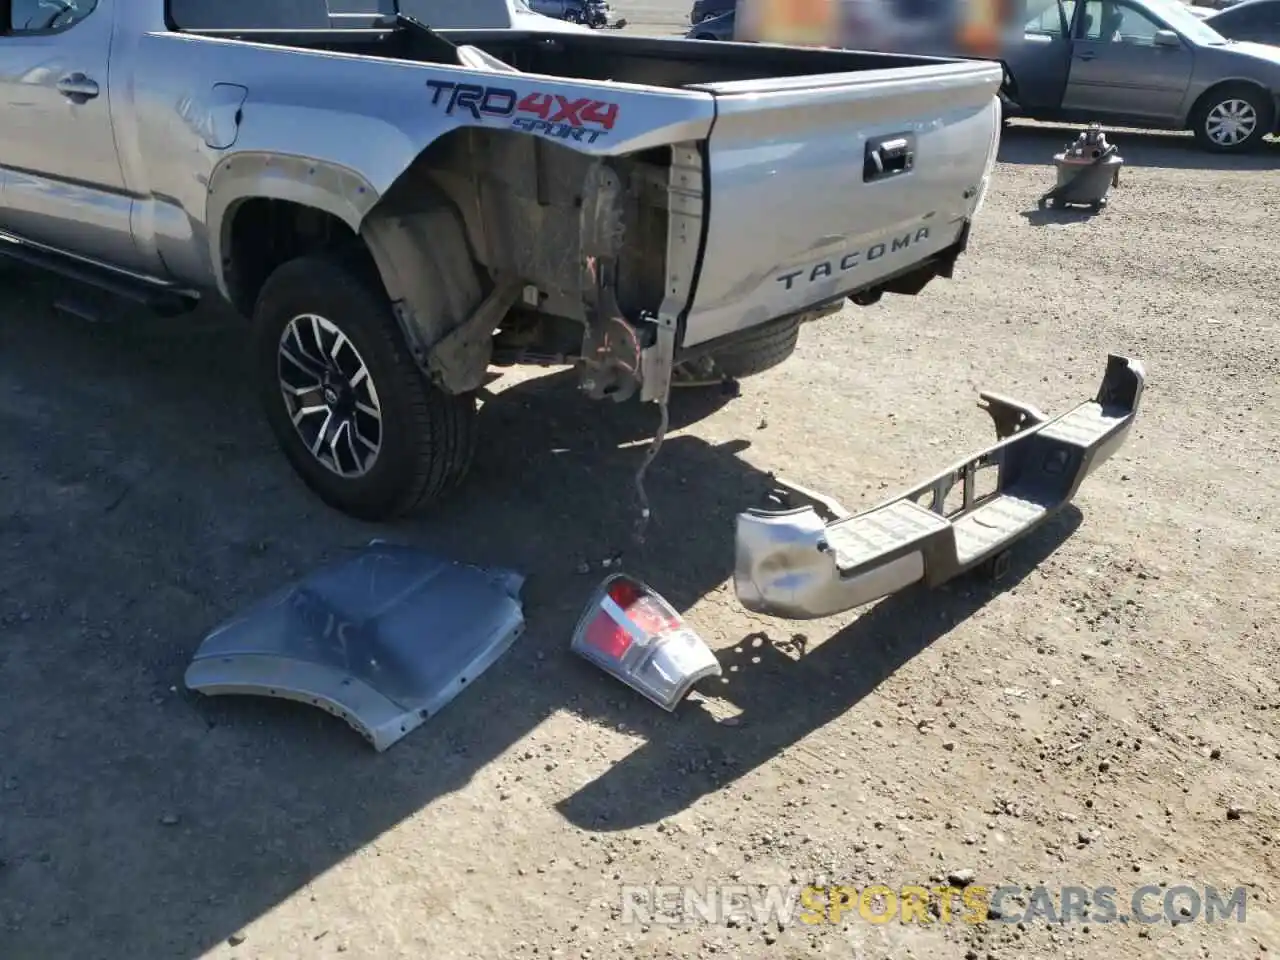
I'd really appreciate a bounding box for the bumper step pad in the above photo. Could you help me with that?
[734,355,1145,620]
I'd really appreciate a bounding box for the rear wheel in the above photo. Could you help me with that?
[1191,84,1271,152]
[252,252,478,521]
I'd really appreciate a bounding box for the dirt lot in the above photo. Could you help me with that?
[2,19,1279,960]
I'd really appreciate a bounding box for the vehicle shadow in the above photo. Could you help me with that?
[555,506,1081,830]
[0,279,760,960]
[999,120,1280,170]
[1019,204,1102,227]
[0,270,1081,959]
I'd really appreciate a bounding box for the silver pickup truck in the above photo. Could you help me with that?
[0,0,1145,619]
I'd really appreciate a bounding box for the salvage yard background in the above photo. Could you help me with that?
[1,5,1278,959]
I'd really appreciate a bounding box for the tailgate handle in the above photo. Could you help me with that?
[864,135,915,182]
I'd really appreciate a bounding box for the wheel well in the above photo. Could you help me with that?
[1187,80,1273,129]
[224,198,367,315]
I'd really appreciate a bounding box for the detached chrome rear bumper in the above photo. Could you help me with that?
[735,355,1145,620]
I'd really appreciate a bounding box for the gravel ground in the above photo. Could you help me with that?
[1,9,1279,960]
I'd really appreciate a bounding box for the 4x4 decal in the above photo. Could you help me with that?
[426,80,619,144]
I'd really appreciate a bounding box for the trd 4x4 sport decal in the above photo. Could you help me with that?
[427,80,619,143]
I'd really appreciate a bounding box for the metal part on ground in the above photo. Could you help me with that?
[184,541,525,751]
[735,354,1146,620]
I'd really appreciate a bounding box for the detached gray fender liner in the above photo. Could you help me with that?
[735,355,1146,620]
[185,542,525,751]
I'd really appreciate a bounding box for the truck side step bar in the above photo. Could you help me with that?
[0,233,198,319]
[734,354,1145,620]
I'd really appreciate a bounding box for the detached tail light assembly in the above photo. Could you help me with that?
[571,574,722,711]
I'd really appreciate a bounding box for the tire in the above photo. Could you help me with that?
[252,252,478,521]
[1191,84,1272,153]
[676,316,801,386]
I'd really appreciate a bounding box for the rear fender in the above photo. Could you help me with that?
[154,29,712,290]
[199,42,714,390]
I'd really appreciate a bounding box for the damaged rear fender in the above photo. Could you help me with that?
[354,130,632,397]
[356,129,700,401]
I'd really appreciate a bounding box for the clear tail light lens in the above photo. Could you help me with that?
[571,574,722,711]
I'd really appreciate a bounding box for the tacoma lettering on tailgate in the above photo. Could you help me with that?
[426,80,619,144]
[776,227,931,291]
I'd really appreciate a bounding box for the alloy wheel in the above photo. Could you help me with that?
[277,313,383,478]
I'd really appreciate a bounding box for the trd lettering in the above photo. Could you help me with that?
[425,80,517,119]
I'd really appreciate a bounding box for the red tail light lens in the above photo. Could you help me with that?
[571,574,722,711]
[607,578,644,608]
[583,607,633,659]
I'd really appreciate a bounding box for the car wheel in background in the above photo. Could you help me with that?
[1191,84,1272,152]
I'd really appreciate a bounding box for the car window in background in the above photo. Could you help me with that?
[1140,0,1230,41]
[1115,2,1163,39]
[1080,0,1110,38]
[1026,0,1076,35]
[1080,0,1164,41]
[11,0,97,30]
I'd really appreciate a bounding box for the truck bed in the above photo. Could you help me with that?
[166,25,1002,348]
[173,25,951,88]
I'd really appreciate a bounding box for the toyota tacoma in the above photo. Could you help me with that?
[0,0,1144,619]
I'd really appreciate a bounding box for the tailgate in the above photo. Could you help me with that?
[681,59,1004,348]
